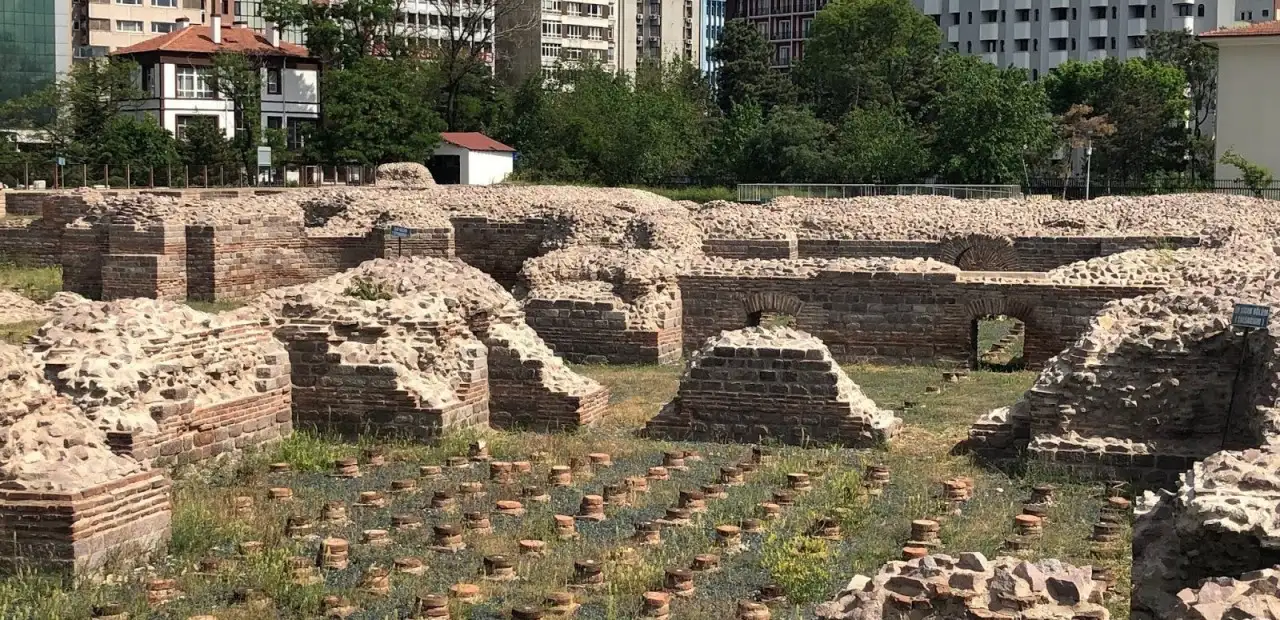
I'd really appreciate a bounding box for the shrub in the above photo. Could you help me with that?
[343,277,393,301]
[761,532,834,604]
[1220,148,1275,199]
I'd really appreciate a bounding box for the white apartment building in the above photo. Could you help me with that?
[112,17,320,147]
[396,0,496,65]
[73,0,205,60]
[496,0,618,84]
[915,0,1276,79]
[619,0,702,70]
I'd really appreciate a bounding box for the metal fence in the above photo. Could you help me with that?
[0,162,379,190]
[736,183,1025,203]
[1024,178,1280,201]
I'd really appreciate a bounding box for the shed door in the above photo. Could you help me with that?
[428,155,462,184]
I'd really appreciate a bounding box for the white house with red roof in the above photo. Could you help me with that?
[428,132,515,185]
[1202,20,1280,181]
[110,16,320,148]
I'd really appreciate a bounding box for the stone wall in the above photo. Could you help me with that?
[646,327,902,446]
[0,471,171,573]
[451,217,551,288]
[521,291,683,365]
[679,270,1154,367]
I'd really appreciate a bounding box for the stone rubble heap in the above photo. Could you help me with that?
[375,162,435,187]
[0,342,142,492]
[814,552,1110,619]
[646,327,902,446]
[1168,567,1280,620]
[696,194,1280,242]
[0,290,48,325]
[27,293,286,434]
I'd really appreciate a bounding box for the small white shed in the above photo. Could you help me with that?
[429,132,515,185]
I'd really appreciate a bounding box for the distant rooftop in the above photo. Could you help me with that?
[112,24,309,57]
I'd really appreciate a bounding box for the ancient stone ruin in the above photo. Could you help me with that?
[814,552,1110,619]
[0,342,170,572]
[646,327,902,446]
[255,256,609,435]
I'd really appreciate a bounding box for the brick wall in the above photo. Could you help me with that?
[373,226,455,260]
[680,271,1156,367]
[483,321,611,431]
[2,192,45,216]
[0,470,171,573]
[703,236,798,259]
[101,222,188,301]
[522,293,683,365]
[451,217,550,288]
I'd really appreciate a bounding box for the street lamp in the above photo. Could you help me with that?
[1084,142,1094,201]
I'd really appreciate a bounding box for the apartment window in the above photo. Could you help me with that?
[982,40,997,52]
[141,64,154,94]
[966,40,972,52]
[1177,4,1192,17]
[1000,9,1005,22]
[1129,5,1144,18]
[1266,10,1271,17]
[564,48,581,60]
[1129,35,1145,48]
[542,0,560,10]
[176,66,214,99]
[775,45,790,66]
[1015,9,1029,21]
[588,26,602,39]
[115,0,141,4]
[116,20,143,32]
[967,11,972,23]
[266,68,281,95]
[999,40,1005,52]
[286,118,314,150]
[1032,69,1038,80]
[1089,36,1105,50]
[951,12,960,24]
[1111,36,1116,49]
[982,9,997,22]
[1015,38,1029,51]
[1090,6,1105,19]
[1149,5,1156,18]
[583,3,600,16]
[802,17,812,37]
[1034,9,1039,21]
[266,116,283,131]
[1033,38,1038,50]
[565,24,582,38]
[949,41,959,51]
[175,115,216,140]
[1197,4,1205,17]
[541,21,559,36]
[1111,6,1116,18]
[151,21,175,33]
[541,42,561,58]
[152,0,176,6]
[1071,8,1076,19]
[1050,7,1067,20]
[88,18,109,31]
[1050,37,1067,51]
[1247,10,1253,19]
[1070,37,1076,50]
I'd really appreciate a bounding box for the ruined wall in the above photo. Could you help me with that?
[679,265,1154,367]
[646,327,903,447]
[451,217,552,288]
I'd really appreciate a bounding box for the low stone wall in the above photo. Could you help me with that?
[451,217,551,288]
[647,327,902,446]
[2,191,44,216]
[522,296,683,365]
[486,323,612,430]
[0,470,171,573]
[680,270,1154,367]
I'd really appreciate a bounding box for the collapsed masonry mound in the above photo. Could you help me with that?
[518,247,691,364]
[704,194,1280,242]
[295,188,452,236]
[0,290,48,325]
[1134,448,1280,618]
[646,327,901,446]
[687,256,960,278]
[970,250,1280,482]
[254,256,609,433]
[376,162,435,187]
[1046,233,1280,288]
[1168,567,1280,620]
[814,552,1110,620]
[0,343,141,492]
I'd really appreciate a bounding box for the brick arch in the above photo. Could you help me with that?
[936,234,1020,271]
[741,292,804,327]
[964,297,1038,369]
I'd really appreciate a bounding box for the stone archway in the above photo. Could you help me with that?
[936,234,1020,271]
[741,292,804,328]
[964,297,1037,369]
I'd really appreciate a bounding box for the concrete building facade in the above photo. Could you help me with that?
[725,0,1276,72]
[1203,21,1280,181]
[111,18,320,144]
[702,0,725,78]
[619,0,701,70]
[496,0,618,84]
[73,0,204,60]
[0,0,72,103]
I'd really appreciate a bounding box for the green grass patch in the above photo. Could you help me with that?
[0,319,42,345]
[0,264,61,302]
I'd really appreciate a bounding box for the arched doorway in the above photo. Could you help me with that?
[937,234,1021,271]
[741,292,804,329]
[972,314,1026,370]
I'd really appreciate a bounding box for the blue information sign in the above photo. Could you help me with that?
[1232,303,1270,330]
[389,226,412,238]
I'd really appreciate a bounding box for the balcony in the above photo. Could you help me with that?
[1011,0,1030,8]
[1011,51,1031,68]
[947,24,959,43]
[1087,49,1107,61]
[1013,22,1030,39]
[980,0,998,10]
[1048,0,1069,7]
[1129,17,1146,35]
[1047,20,1069,38]
[922,0,940,14]
[979,23,999,40]
[1088,20,1106,37]
[981,52,999,64]
[1045,50,1069,69]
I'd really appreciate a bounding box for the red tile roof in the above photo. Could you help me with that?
[439,132,515,152]
[1201,20,1280,38]
[112,25,310,57]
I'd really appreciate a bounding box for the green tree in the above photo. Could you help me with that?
[97,115,179,170]
[263,0,410,67]
[831,104,931,183]
[710,19,795,114]
[738,106,837,182]
[1147,29,1218,181]
[316,57,444,164]
[1220,148,1274,198]
[179,117,239,168]
[795,0,941,122]
[930,54,1052,184]
[206,52,263,179]
[1042,57,1188,183]
[703,101,765,183]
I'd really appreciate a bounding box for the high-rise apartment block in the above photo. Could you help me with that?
[496,0,619,84]
[726,0,1278,72]
[619,0,701,69]
[702,0,725,77]
[72,0,203,60]
[0,0,73,102]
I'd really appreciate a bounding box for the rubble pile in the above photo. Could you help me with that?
[27,293,286,433]
[1134,447,1280,619]
[647,327,902,446]
[688,256,961,278]
[375,162,435,187]
[0,343,142,492]
[294,188,453,236]
[814,552,1110,619]
[0,290,48,325]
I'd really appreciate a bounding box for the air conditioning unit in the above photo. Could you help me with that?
[636,13,642,19]
[649,13,659,20]
[648,35,659,41]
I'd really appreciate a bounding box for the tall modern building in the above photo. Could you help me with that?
[725,0,1278,71]
[495,0,619,84]
[619,0,701,70]
[0,0,72,102]
[701,0,724,78]
[72,0,204,60]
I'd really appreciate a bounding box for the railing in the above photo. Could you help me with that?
[736,183,1024,203]
[1025,178,1280,201]
[0,162,379,191]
